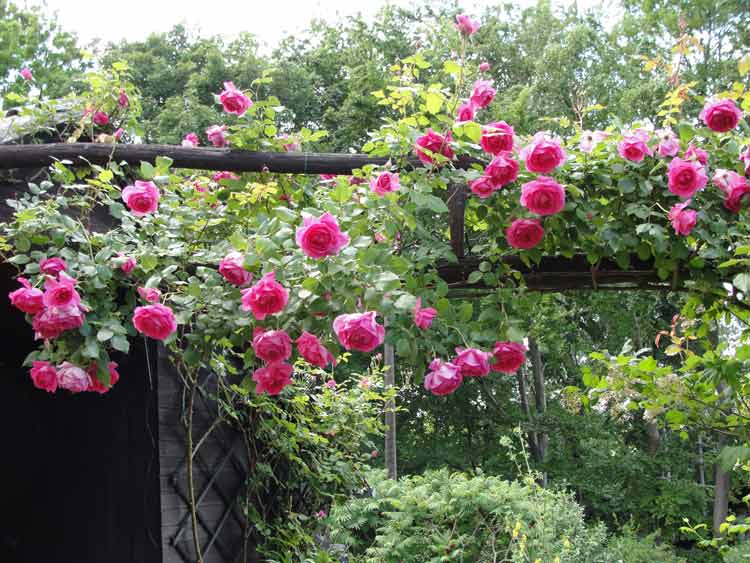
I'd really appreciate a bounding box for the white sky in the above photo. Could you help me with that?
[23,0,606,51]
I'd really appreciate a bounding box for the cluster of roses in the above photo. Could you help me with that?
[424,341,527,396]
[181,81,253,148]
[27,360,120,395]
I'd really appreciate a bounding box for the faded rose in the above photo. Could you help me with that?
[685,144,708,165]
[57,362,91,393]
[9,278,44,315]
[413,298,437,330]
[668,200,697,236]
[182,132,200,147]
[656,129,680,157]
[137,287,162,303]
[206,125,228,147]
[32,304,84,340]
[39,257,67,276]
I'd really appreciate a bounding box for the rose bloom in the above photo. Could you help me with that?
[219,251,253,286]
[325,379,337,389]
[42,273,81,309]
[213,171,240,182]
[469,175,497,199]
[454,13,480,36]
[9,277,44,315]
[480,121,514,155]
[723,178,750,214]
[219,81,253,116]
[667,157,708,199]
[506,218,545,249]
[137,286,162,303]
[453,347,491,377]
[118,89,129,108]
[182,132,200,147]
[579,131,596,153]
[668,200,697,236]
[281,135,301,152]
[206,125,228,147]
[122,180,160,216]
[297,331,336,368]
[333,311,385,353]
[479,62,490,73]
[39,257,67,276]
[520,133,566,173]
[252,329,293,363]
[741,146,750,174]
[685,144,708,165]
[92,111,109,126]
[20,67,33,81]
[712,169,745,193]
[119,254,137,274]
[415,129,454,165]
[88,362,120,394]
[491,341,527,373]
[57,362,91,393]
[370,171,400,197]
[424,359,463,396]
[132,304,177,341]
[656,129,680,157]
[296,212,350,259]
[456,103,475,123]
[484,153,519,187]
[29,360,57,392]
[32,304,85,340]
[240,272,289,320]
[413,298,437,330]
[469,80,496,109]
[699,98,743,133]
[520,176,566,216]
[113,128,124,140]
[253,361,293,396]
[617,134,653,162]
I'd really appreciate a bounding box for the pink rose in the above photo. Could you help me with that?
[295,212,350,259]
[456,103,475,123]
[88,362,120,394]
[9,278,44,315]
[253,361,293,395]
[253,329,293,363]
[579,131,595,153]
[685,144,708,165]
[454,13,480,36]
[479,62,490,72]
[424,359,463,395]
[297,331,336,368]
[469,175,497,199]
[723,178,750,214]
[182,133,200,147]
[668,200,697,236]
[132,303,177,341]
[484,153,519,187]
[506,218,545,249]
[333,311,385,353]
[219,251,253,286]
[113,128,124,140]
[656,129,680,157]
[348,176,364,185]
[32,304,85,340]
[712,169,744,193]
[520,176,566,216]
[320,174,337,181]
[741,146,750,174]
[93,111,109,126]
[667,157,708,198]
[699,99,743,133]
[57,362,91,393]
[118,89,129,108]
[20,67,33,81]
[281,135,301,152]
[219,81,253,116]
[453,347,491,377]
[480,121,515,155]
[520,133,566,173]
[39,257,67,276]
[413,298,437,330]
[415,129,454,165]
[491,341,527,373]
[370,172,400,196]
[617,135,653,162]
[240,272,289,320]
[469,80,496,109]
[213,171,239,182]
[325,379,337,389]
[42,273,81,309]
[119,254,137,274]
[206,125,229,147]
[137,286,162,303]
[122,180,160,216]
[29,361,57,393]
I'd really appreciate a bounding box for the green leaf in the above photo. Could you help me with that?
[140,254,158,272]
[412,192,449,213]
[424,92,443,114]
[467,271,483,284]
[458,302,473,322]
[617,177,635,193]
[734,273,750,294]
[443,61,461,76]
[394,293,416,310]
[739,55,750,77]
[331,182,352,203]
[155,156,173,174]
[112,336,130,353]
[97,328,114,342]
[140,161,155,180]
[374,272,401,292]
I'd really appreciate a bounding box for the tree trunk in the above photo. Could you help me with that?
[528,337,548,462]
[713,433,730,537]
[516,367,540,463]
[383,342,397,480]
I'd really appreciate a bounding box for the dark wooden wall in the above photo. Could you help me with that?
[0,263,162,563]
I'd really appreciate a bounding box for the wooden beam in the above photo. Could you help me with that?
[0,143,482,174]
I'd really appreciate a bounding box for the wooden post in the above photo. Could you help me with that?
[447,183,467,259]
[384,341,397,480]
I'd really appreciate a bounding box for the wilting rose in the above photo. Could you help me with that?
[32,304,85,340]
[9,278,44,315]
[520,133,566,173]
[296,213,350,258]
[415,129,454,165]
[88,362,120,394]
[206,125,228,147]
[219,81,253,116]
[699,99,743,133]
[42,273,81,309]
[92,111,109,126]
[118,89,129,108]
[132,304,177,341]
[506,218,545,249]
[424,359,463,395]
[57,362,91,393]
[685,144,708,165]
[469,80,496,109]
[480,121,514,155]
[29,361,57,393]
[253,361,293,395]
[667,157,707,199]
[122,180,160,216]
[453,347,491,377]
[668,200,697,236]
[520,176,566,216]
[413,298,437,330]
[333,311,385,352]
[297,331,336,368]
[491,341,527,373]
[656,129,680,157]
[240,272,289,320]
[484,153,519,187]
[252,329,293,363]
[39,257,67,276]
[20,67,33,81]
